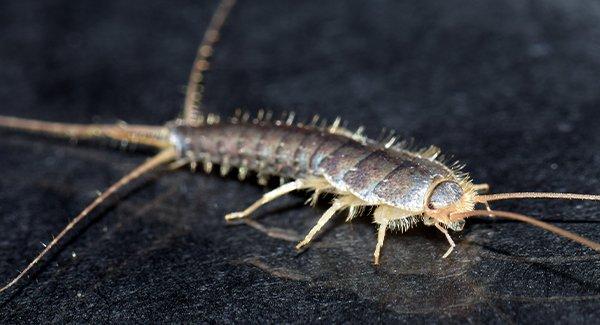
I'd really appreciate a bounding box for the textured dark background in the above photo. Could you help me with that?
[1,0,600,323]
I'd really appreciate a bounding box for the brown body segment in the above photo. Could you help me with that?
[172,123,325,178]
[170,121,457,212]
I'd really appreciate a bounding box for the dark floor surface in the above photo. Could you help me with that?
[1,0,600,323]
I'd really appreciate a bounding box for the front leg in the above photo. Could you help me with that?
[435,223,456,258]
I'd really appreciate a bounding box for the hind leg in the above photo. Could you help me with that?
[295,200,344,250]
[225,179,305,221]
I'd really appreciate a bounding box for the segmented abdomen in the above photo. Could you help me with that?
[170,121,455,211]
[171,122,343,177]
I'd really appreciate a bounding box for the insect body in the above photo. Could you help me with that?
[1,0,600,294]
[169,116,477,261]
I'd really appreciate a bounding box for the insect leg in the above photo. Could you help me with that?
[295,200,344,250]
[372,205,414,264]
[224,179,305,221]
[435,223,456,258]
[373,219,389,265]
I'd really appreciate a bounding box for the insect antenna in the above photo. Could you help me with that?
[476,192,600,203]
[0,148,178,294]
[450,210,600,251]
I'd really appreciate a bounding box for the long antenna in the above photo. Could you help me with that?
[183,0,237,124]
[450,210,600,251]
[476,192,600,203]
[0,148,178,293]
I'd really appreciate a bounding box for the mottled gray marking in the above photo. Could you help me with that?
[318,141,371,183]
[169,122,457,212]
[342,150,398,200]
[309,137,348,171]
